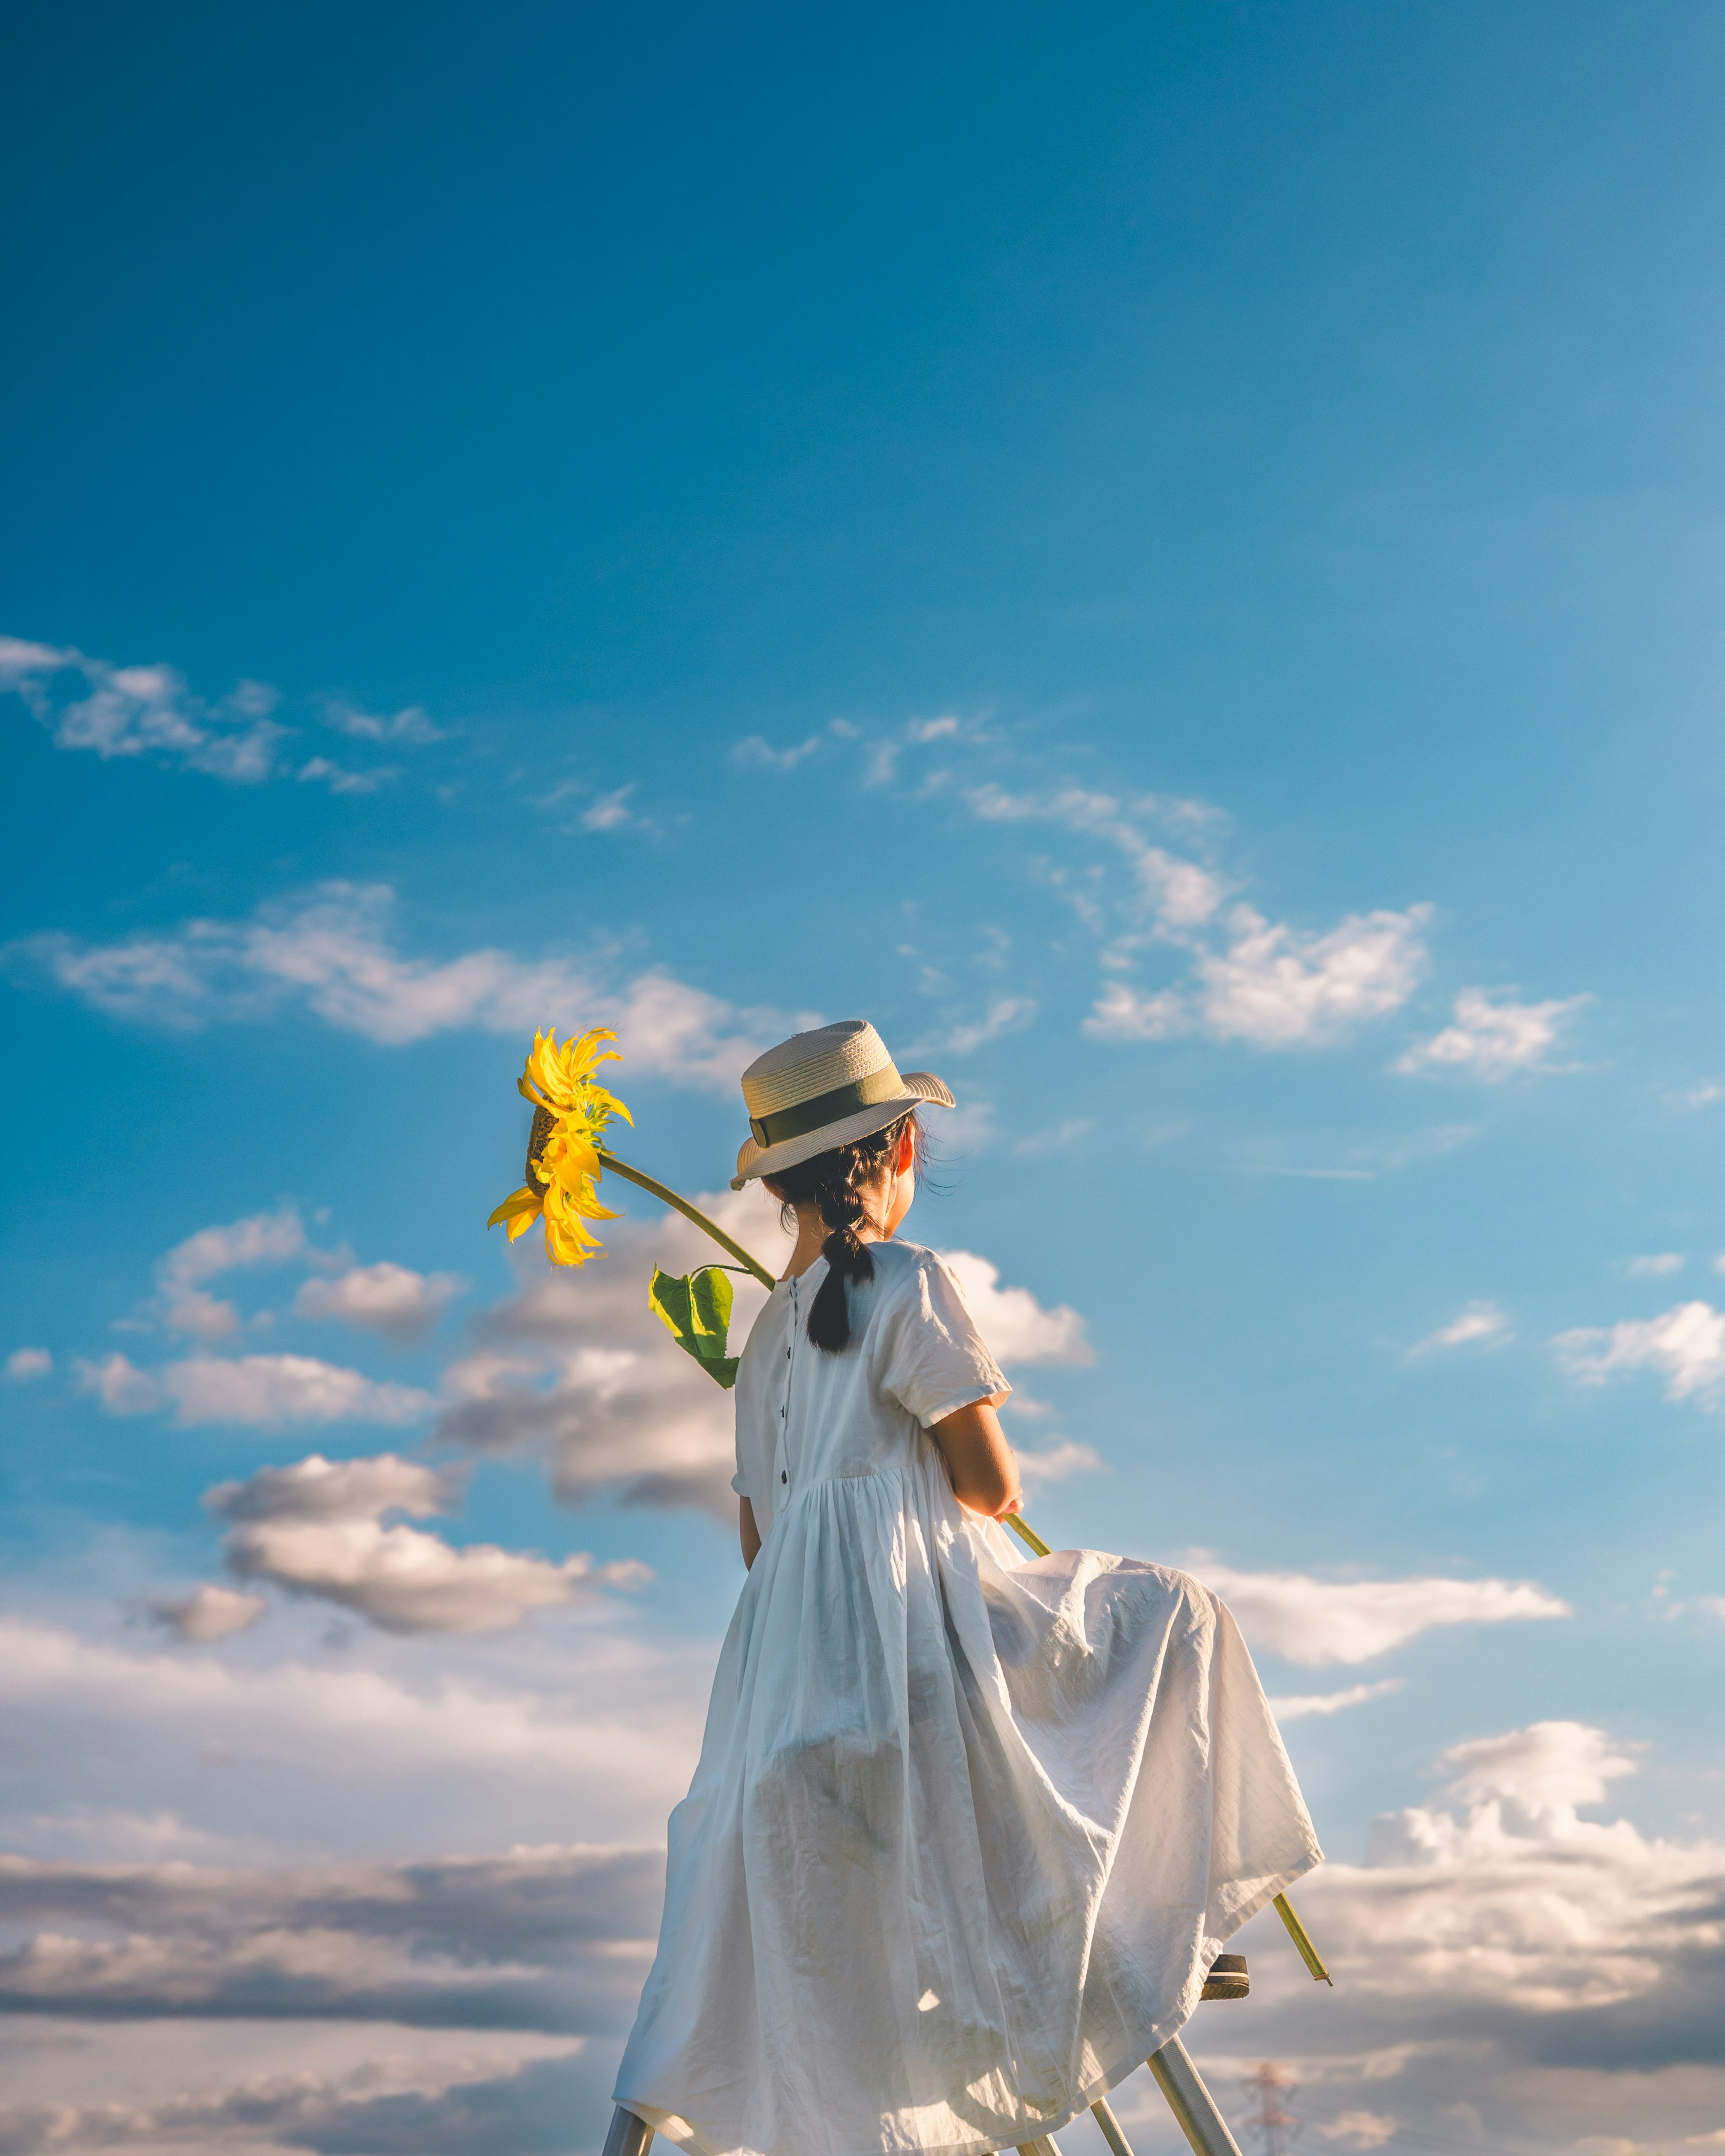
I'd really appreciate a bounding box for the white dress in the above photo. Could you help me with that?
[615,1241,1321,2156]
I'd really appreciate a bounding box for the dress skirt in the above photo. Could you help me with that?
[614,1444,1322,2156]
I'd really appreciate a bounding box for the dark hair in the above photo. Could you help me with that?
[767,1111,925,1353]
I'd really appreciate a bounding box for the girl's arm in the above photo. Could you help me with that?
[739,1495,762,1569]
[929,1395,1022,1520]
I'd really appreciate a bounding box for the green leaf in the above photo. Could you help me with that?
[648,1265,740,1389]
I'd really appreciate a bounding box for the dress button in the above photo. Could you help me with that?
[781,1470,788,1484]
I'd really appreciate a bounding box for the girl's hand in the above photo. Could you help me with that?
[929,1396,1022,1520]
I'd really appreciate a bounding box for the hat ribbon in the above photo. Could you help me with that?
[748,1064,906,1149]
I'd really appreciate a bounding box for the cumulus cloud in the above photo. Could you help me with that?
[0,1840,660,2030]
[438,1186,784,1516]
[7,883,779,1084]
[205,1452,650,1634]
[1408,1299,1513,1357]
[936,1251,1092,1365]
[0,635,289,782]
[1396,986,1590,1080]
[0,1613,707,1856]
[1190,1560,1570,1667]
[1088,903,1431,1050]
[155,1206,308,1339]
[1554,1301,1725,1406]
[77,1351,435,1428]
[6,1347,52,1381]
[146,1585,267,1643]
[294,1263,464,1342]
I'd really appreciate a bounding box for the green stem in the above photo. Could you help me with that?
[596,1149,777,1287]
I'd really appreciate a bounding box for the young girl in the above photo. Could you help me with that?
[615,1021,1321,2156]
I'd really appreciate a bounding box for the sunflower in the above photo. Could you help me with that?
[486,1027,634,1266]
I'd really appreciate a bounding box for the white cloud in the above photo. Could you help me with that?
[1090,903,1432,1049]
[939,1099,1000,1152]
[9,883,781,1085]
[1011,1118,1093,1158]
[730,733,823,771]
[6,1346,52,1381]
[1269,1678,1403,1722]
[581,784,638,831]
[77,1350,435,1428]
[944,994,1036,1054]
[295,1262,464,1342]
[439,1184,784,1516]
[1014,1440,1106,1485]
[1396,986,1590,1080]
[146,1585,267,1642]
[935,1250,1092,1366]
[1319,2113,1398,2147]
[1554,1301,1725,1405]
[0,1611,708,1855]
[0,635,288,782]
[155,1206,308,1339]
[297,753,394,795]
[323,698,445,745]
[1409,1299,1514,1356]
[1630,1253,1687,1277]
[968,783,1226,929]
[206,1452,650,1634]
[1190,1560,1570,1666]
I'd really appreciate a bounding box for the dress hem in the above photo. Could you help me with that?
[612,1847,1323,2156]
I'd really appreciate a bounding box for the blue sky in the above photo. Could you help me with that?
[5,3,1725,2149]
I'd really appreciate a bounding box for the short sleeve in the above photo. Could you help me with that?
[876,1253,1011,1428]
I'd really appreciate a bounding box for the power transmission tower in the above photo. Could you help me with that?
[1239,2064,1301,2156]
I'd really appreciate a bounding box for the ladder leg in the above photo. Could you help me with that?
[1090,2096,1135,2156]
[1016,2140,1064,2156]
[1146,2036,1245,2156]
[602,2107,653,2156]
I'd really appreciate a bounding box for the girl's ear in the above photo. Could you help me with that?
[895,1124,917,1173]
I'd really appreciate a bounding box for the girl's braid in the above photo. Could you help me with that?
[770,1113,917,1352]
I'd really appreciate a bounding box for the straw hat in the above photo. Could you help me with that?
[730,1021,954,1189]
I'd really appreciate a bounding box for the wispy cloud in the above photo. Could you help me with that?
[1627,1253,1686,1278]
[207,1452,649,1634]
[7,882,782,1084]
[1396,987,1590,1081]
[1409,1299,1514,1357]
[322,698,446,745]
[943,994,1036,1054]
[1014,1439,1106,1484]
[1269,1677,1404,1722]
[297,753,396,795]
[2,636,445,792]
[731,732,823,772]
[1554,1300,1725,1406]
[5,1347,52,1381]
